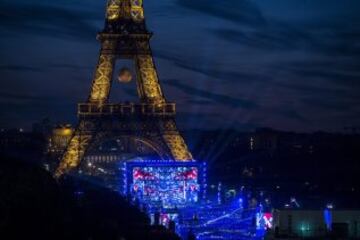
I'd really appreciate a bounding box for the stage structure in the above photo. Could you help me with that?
[54,0,193,178]
[122,160,206,209]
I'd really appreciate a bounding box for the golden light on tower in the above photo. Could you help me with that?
[106,0,121,20]
[54,0,193,178]
[117,67,133,83]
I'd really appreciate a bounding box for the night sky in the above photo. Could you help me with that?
[1,0,360,132]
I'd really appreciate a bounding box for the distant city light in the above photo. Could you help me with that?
[300,223,310,232]
[326,203,334,209]
[43,163,50,171]
[290,197,300,208]
[250,137,254,150]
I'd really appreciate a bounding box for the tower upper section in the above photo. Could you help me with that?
[103,0,147,34]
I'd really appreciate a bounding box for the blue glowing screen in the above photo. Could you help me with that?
[130,166,200,208]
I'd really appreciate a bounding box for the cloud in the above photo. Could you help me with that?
[274,108,307,122]
[0,1,101,40]
[0,64,92,72]
[1,0,360,132]
[47,64,93,70]
[300,98,354,112]
[209,26,312,51]
[288,68,360,88]
[164,79,257,109]
[208,18,360,59]
[271,58,360,98]
[0,92,51,101]
[176,0,265,26]
[0,65,43,72]
[155,51,269,84]
[0,91,65,105]
[0,101,76,129]
[186,99,214,105]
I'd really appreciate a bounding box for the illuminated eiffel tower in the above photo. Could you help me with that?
[55,0,193,178]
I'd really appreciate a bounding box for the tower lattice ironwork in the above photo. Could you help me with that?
[54,0,193,178]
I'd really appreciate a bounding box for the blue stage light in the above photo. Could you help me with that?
[121,160,206,210]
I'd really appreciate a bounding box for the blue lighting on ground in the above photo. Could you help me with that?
[175,199,268,240]
[323,208,332,230]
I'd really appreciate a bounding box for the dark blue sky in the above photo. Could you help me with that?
[1,0,360,132]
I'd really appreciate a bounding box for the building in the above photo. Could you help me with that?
[271,209,360,239]
[47,124,73,154]
[45,124,73,172]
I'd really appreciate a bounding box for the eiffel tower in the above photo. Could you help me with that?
[54,0,193,178]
